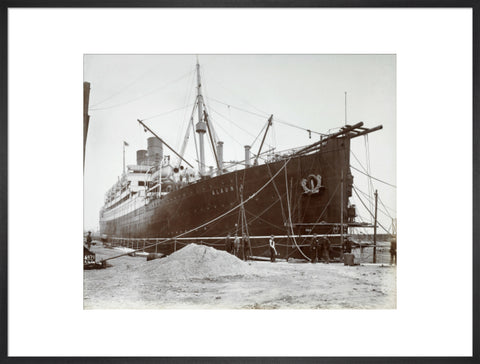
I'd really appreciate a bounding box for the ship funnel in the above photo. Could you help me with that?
[244,145,251,167]
[136,149,148,165]
[217,141,224,173]
[147,137,163,165]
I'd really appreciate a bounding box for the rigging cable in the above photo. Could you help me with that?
[275,117,325,136]
[350,165,396,188]
[351,150,396,188]
[354,185,395,219]
[378,194,394,219]
[250,122,268,148]
[351,150,368,174]
[206,96,324,136]
[210,115,247,148]
[176,102,197,168]
[208,105,257,138]
[297,182,341,247]
[352,187,394,237]
[364,135,374,219]
[209,102,274,161]
[202,100,220,158]
[89,70,194,111]
[203,69,273,117]
[199,69,221,150]
[175,68,197,152]
[190,112,200,171]
[271,119,277,152]
[90,62,169,108]
[140,104,194,122]
[284,164,311,261]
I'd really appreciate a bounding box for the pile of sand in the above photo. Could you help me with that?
[140,243,253,280]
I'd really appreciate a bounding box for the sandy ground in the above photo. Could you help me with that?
[84,244,396,309]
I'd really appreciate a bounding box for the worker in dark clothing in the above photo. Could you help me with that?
[242,234,250,261]
[344,238,352,254]
[269,235,277,262]
[225,233,233,254]
[310,234,319,263]
[321,237,330,264]
[86,231,92,250]
[390,238,397,265]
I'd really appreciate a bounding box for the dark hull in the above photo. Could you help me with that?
[100,137,352,259]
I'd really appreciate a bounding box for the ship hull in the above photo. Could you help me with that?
[100,137,352,260]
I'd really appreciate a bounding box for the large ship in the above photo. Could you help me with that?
[98,61,382,260]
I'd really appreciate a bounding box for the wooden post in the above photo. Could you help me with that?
[373,190,378,263]
[341,169,344,249]
[287,177,294,262]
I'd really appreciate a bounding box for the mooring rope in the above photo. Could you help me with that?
[284,165,311,261]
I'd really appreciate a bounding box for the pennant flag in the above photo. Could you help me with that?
[124,141,129,147]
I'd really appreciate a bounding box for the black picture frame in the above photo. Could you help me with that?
[1,1,478,363]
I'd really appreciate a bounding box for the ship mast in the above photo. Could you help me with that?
[254,115,273,166]
[195,60,207,176]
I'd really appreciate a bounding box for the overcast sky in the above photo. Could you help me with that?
[84,54,396,234]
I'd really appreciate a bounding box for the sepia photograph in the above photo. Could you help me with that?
[6,6,473,358]
[83,54,396,309]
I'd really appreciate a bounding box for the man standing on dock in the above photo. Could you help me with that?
[86,231,92,250]
[390,238,397,265]
[225,233,233,254]
[234,234,240,257]
[242,234,250,261]
[321,236,330,264]
[344,237,352,254]
[269,235,277,262]
[310,234,319,263]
